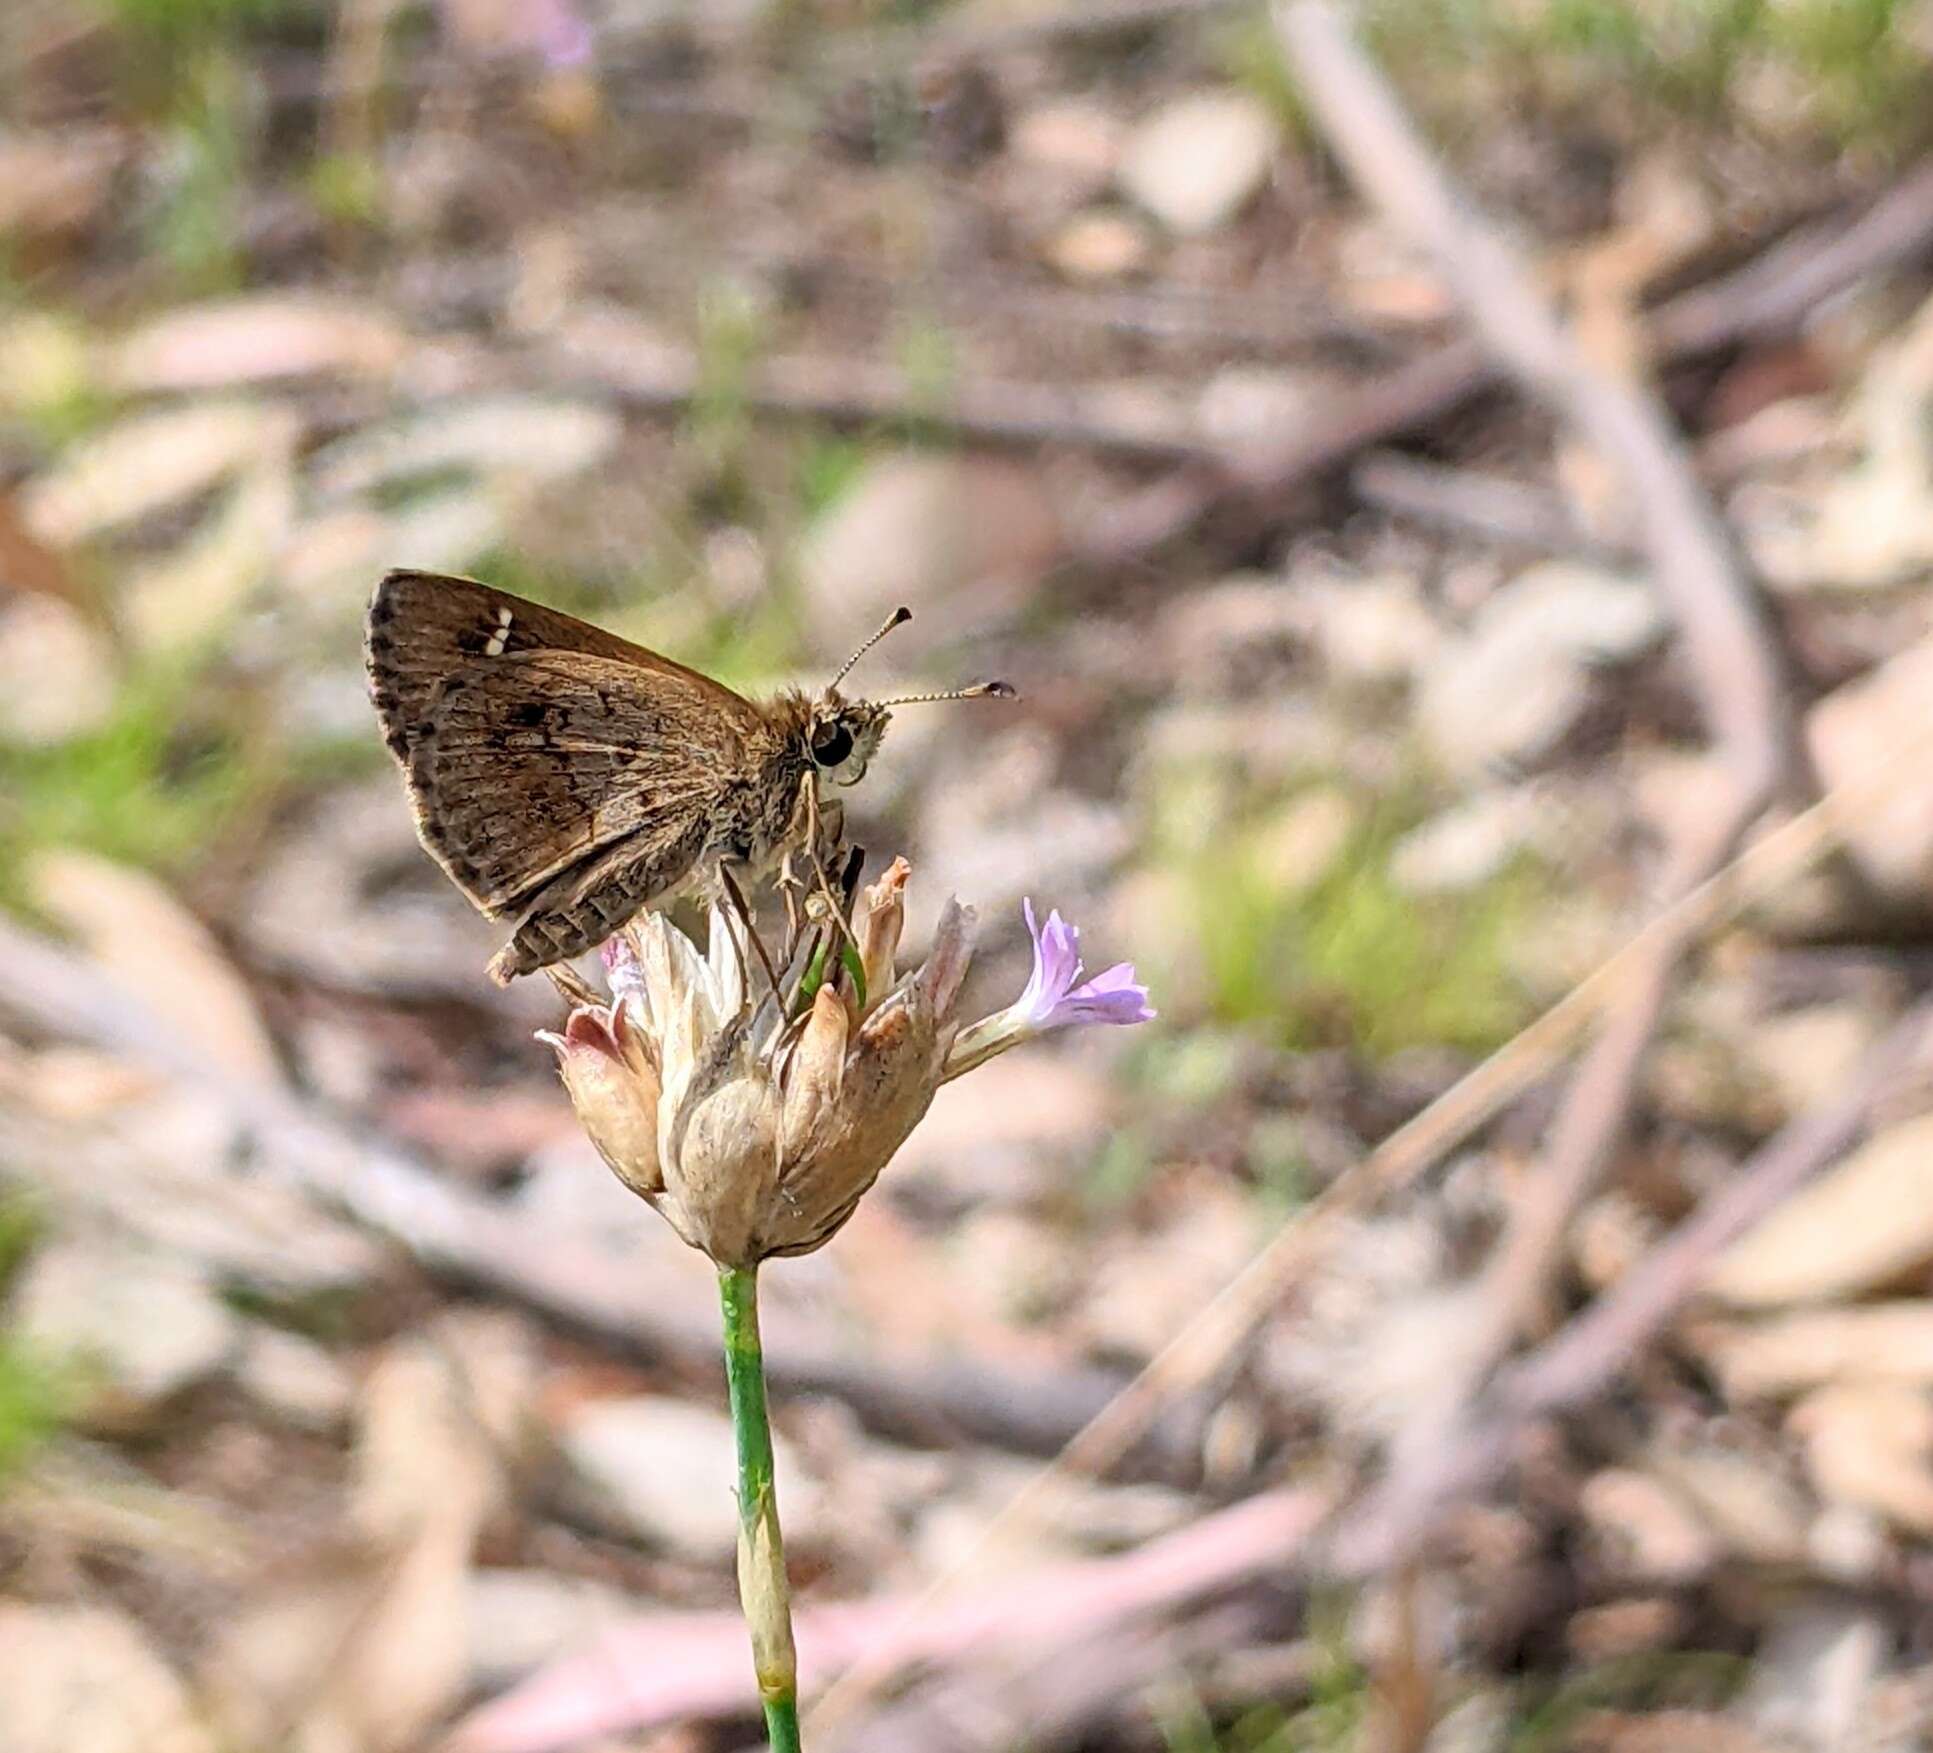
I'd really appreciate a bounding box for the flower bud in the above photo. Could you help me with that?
[537,1002,661,1200]
[855,856,910,1009]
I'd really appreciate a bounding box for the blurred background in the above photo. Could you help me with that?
[6,0,1933,1747]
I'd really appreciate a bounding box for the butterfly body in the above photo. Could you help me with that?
[366,570,893,983]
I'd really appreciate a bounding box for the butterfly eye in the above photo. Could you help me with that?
[810,723,855,769]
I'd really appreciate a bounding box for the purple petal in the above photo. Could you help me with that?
[1018,897,1085,1024]
[1042,909,1083,990]
[1051,961,1156,1028]
[603,932,646,1006]
[1015,898,1049,1015]
[534,0,594,68]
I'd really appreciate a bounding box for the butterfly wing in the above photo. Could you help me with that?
[366,570,771,959]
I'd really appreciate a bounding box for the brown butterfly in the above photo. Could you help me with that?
[366,570,1011,984]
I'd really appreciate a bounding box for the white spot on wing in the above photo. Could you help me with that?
[484,606,513,658]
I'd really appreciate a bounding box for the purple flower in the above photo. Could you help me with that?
[945,899,1153,1079]
[437,0,593,69]
[1014,899,1157,1030]
[531,0,594,70]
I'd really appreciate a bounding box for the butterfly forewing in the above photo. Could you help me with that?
[366,570,773,964]
[368,569,753,741]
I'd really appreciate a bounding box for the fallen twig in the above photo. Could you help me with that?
[1654,156,1933,353]
[449,1484,1329,1753]
[1079,153,1933,566]
[1349,451,1631,561]
[1330,998,1933,1574]
[542,314,1206,465]
[822,0,1250,68]
[1277,0,1801,1497]
[834,1614,1252,1753]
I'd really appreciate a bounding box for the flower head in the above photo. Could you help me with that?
[542,861,966,1265]
[543,864,1150,1265]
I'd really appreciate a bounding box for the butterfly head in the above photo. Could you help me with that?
[806,695,890,787]
[811,605,1016,787]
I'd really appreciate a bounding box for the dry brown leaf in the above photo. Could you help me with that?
[28,851,281,1086]
[1645,1444,1808,1565]
[307,396,623,504]
[1806,638,1933,905]
[0,1603,216,1753]
[1692,1303,1933,1400]
[797,450,1063,638]
[1750,292,1933,592]
[1791,1380,1933,1534]
[1577,1469,1718,1584]
[121,437,297,652]
[0,482,89,608]
[22,400,283,548]
[0,128,121,241]
[110,295,408,393]
[1704,1113,1933,1307]
[0,594,118,744]
[203,1311,536,1753]
[1570,1710,1776,1753]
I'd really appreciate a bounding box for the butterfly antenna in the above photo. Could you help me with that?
[872,680,1018,708]
[827,606,913,693]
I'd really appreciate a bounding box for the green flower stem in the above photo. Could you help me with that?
[793,936,868,1018]
[719,1264,802,1753]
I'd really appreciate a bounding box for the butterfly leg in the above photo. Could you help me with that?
[718,864,783,1008]
[800,783,858,957]
[776,846,809,963]
[778,777,841,963]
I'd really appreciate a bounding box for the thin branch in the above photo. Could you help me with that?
[1349,451,1632,561]
[1654,157,1933,353]
[1081,154,1933,566]
[1448,802,1754,1376]
[539,322,1206,465]
[822,0,1249,69]
[1271,1,1810,1498]
[1075,340,1494,567]
[1330,999,1933,1575]
[454,1485,1328,1752]
[1277,0,1794,792]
